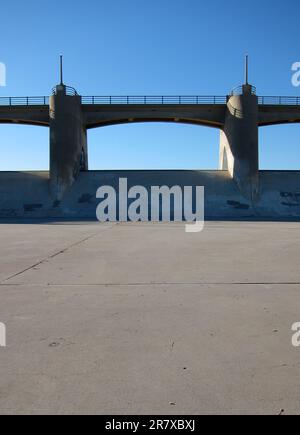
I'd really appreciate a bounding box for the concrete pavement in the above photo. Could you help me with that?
[0,220,300,415]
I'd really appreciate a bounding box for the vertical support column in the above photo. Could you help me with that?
[49,85,88,199]
[219,85,259,201]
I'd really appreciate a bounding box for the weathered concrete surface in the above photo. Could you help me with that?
[83,103,226,129]
[50,86,88,200]
[220,88,259,201]
[0,105,49,127]
[258,104,300,126]
[2,100,300,128]
[0,170,299,219]
[0,220,300,415]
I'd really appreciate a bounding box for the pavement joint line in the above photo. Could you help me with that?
[1,282,300,287]
[0,230,108,285]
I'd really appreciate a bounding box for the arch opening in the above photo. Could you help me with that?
[0,125,49,171]
[259,124,300,170]
[88,122,220,170]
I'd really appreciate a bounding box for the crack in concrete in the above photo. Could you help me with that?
[0,231,102,284]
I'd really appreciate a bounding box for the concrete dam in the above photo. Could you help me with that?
[0,78,300,220]
[0,170,300,220]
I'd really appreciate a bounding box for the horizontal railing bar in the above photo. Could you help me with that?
[0,97,49,106]
[258,96,300,105]
[80,96,228,105]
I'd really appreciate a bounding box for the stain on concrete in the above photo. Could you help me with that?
[282,202,300,207]
[227,200,250,210]
[23,204,43,212]
[52,200,61,208]
[1,170,300,219]
[78,193,93,204]
[0,209,17,217]
[280,192,300,207]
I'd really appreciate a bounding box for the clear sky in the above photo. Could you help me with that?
[0,0,299,171]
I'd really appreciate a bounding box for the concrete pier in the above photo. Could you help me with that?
[49,85,88,200]
[220,85,259,201]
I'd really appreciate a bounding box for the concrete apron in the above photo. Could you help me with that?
[0,170,299,220]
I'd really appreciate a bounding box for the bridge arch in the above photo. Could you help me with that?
[0,119,49,127]
[0,97,50,127]
[86,117,223,130]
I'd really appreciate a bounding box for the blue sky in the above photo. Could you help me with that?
[0,0,299,170]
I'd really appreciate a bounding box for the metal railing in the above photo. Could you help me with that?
[0,94,300,107]
[231,85,257,96]
[258,96,300,105]
[0,96,49,106]
[81,95,228,105]
[52,86,78,96]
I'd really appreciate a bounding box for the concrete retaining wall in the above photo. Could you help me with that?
[0,170,299,220]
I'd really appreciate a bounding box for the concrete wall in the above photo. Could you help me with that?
[0,170,299,220]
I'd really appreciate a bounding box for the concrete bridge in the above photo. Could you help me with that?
[1,82,300,201]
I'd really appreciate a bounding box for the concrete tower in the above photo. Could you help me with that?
[219,56,259,201]
[49,56,88,199]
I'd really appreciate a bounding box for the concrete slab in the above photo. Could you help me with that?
[0,221,300,415]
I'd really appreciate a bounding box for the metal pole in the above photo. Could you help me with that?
[245,54,249,85]
[60,55,63,85]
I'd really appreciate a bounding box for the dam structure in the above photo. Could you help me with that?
[0,68,300,219]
